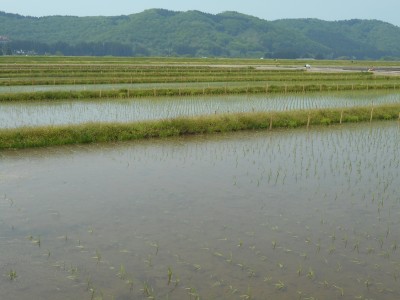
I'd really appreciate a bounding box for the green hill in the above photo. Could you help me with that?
[1,9,399,59]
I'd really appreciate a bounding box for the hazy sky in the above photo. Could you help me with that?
[1,0,399,26]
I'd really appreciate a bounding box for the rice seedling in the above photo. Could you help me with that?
[193,264,202,271]
[297,264,303,276]
[167,267,173,285]
[149,241,159,255]
[144,255,153,267]
[186,287,200,300]
[127,278,134,292]
[8,269,17,280]
[274,280,286,290]
[92,250,102,264]
[117,264,127,280]
[86,276,93,291]
[333,285,344,296]
[272,240,277,249]
[28,235,41,247]
[141,281,153,298]
[89,288,95,300]
[307,267,315,280]
[239,286,253,299]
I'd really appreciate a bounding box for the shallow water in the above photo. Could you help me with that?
[1,122,399,299]
[0,81,259,94]
[1,91,399,128]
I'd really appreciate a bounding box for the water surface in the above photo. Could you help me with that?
[1,122,399,299]
[1,91,399,128]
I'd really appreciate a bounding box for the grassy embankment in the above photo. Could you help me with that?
[1,104,399,149]
[1,57,399,149]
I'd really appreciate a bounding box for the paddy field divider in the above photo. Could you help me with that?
[1,103,399,149]
[0,82,399,102]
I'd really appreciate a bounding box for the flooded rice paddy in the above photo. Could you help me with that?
[0,82,264,94]
[1,91,399,128]
[1,121,399,299]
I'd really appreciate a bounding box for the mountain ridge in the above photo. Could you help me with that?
[1,9,399,59]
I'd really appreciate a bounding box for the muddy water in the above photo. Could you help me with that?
[1,122,399,299]
[0,91,399,129]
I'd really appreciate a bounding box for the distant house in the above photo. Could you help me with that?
[0,36,9,43]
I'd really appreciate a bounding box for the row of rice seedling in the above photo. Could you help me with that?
[1,92,399,129]
[1,60,395,87]
[1,70,381,86]
[1,103,399,149]
[1,55,400,66]
[1,81,400,102]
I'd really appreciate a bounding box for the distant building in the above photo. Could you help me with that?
[0,36,9,43]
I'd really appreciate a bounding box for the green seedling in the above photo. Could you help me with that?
[297,264,303,276]
[167,267,173,285]
[226,252,233,263]
[127,278,134,292]
[272,240,277,249]
[144,255,153,267]
[333,285,344,296]
[321,280,329,288]
[8,269,17,280]
[117,264,126,280]
[342,235,348,248]
[86,276,92,291]
[173,276,180,287]
[392,241,398,252]
[274,280,286,290]
[92,250,101,264]
[150,241,159,255]
[28,235,41,247]
[89,288,95,300]
[248,269,256,278]
[213,251,223,257]
[142,281,153,297]
[336,263,342,273]
[240,286,253,299]
[365,279,372,290]
[353,240,360,253]
[307,268,315,280]
[187,287,200,300]
[315,243,321,254]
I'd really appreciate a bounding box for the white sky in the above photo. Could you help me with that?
[1,0,399,26]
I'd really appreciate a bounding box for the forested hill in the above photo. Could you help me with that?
[1,9,400,60]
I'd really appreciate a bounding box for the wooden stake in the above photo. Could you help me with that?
[370,107,374,122]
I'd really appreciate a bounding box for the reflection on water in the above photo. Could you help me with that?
[1,122,399,299]
[0,91,399,128]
